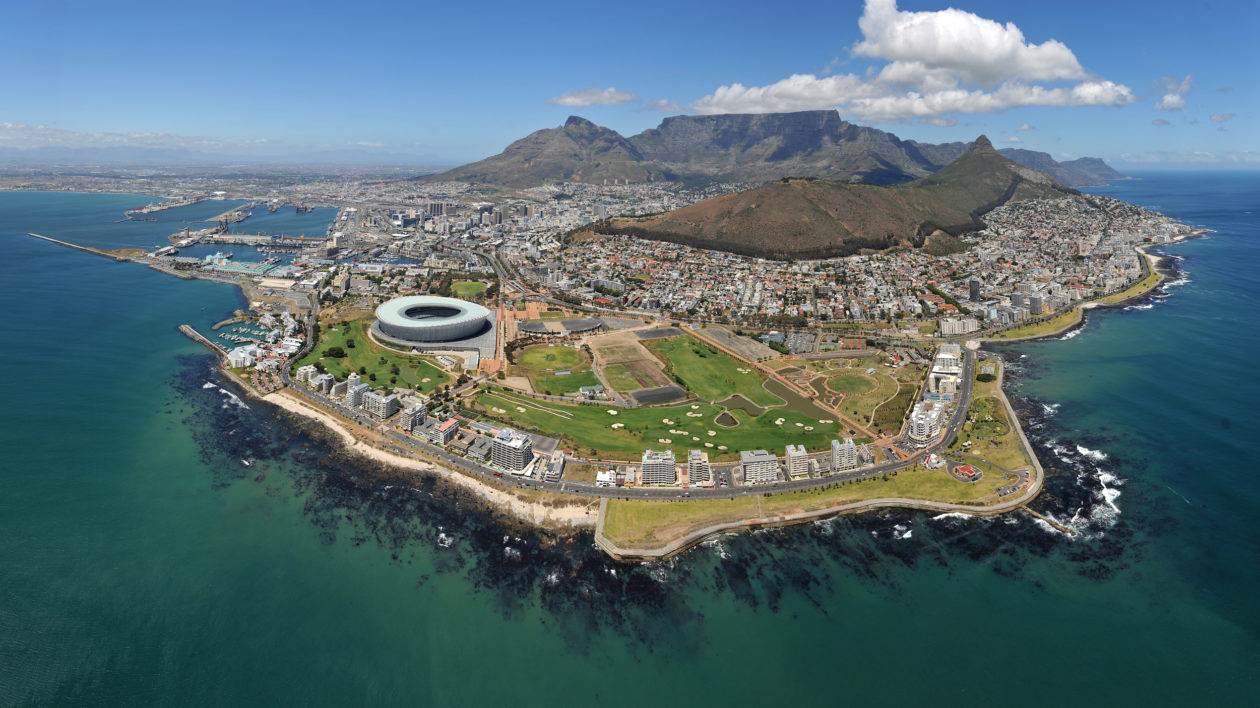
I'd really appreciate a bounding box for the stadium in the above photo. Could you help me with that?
[370,296,496,356]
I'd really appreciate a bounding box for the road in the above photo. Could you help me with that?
[276,336,987,502]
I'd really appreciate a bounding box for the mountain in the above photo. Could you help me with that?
[423,116,660,187]
[1060,157,1128,182]
[581,136,1079,260]
[421,111,1124,188]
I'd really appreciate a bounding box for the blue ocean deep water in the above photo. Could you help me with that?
[0,175,1257,705]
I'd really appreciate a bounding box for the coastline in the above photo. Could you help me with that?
[259,386,599,529]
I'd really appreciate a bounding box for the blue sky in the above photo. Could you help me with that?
[1,0,1255,169]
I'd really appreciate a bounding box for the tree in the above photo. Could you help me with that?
[324,346,346,359]
[358,366,367,375]
[369,373,377,382]
[346,339,355,348]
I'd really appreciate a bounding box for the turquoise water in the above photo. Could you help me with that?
[1,177,1257,705]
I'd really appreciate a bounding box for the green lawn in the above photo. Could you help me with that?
[514,344,598,395]
[1096,270,1161,304]
[475,388,841,462]
[602,497,761,548]
[294,319,450,394]
[871,383,917,433]
[602,363,645,392]
[825,373,876,394]
[989,308,1081,339]
[451,280,487,299]
[647,336,783,407]
[760,465,997,515]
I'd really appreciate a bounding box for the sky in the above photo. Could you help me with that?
[0,0,1255,169]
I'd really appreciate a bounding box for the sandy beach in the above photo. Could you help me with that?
[263,389,598,528]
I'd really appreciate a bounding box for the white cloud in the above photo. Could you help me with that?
[638,98,681,112]
[546,87,638,107]
[1003,136,1022,143]
[691,0,1133,120]
[1152,119,1170,126]
[919,116,956,126]
[1018,122,1035,131]
[853,0,1084,86]
[1154,93,1186,110]
[1153,75,1191,110]
[1117,149,1260,164]
[1210,112,1236,122]
[0,122,272,151]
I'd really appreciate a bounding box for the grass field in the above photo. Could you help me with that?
[601,464,1000,549]
[294,318,449,393]
[825,373,876,394]
[450,280,487,299]
[475,388,841,462]
[646,336,783,407]
[989,308,1081,339]
[871,383,917,433]
[947,360,1031,470]
[513,344,598,395]
[1096,269,1162,304]
[602,363,645,392]
[760,465,997,515]
[601,497,761,548]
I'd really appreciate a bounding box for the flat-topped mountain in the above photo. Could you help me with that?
[580,136,1079,260]
[421,111,1124,188]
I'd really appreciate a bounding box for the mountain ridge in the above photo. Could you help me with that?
[421,110,1124,188]
[577,135,1080,260]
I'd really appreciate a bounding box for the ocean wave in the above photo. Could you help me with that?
[931,512,973,522]
[1075,445,1109,462]
[202,381,218,390]
[1125,303,1154,311]
[1058,328,1081,340]
[437,532,454,548]
[1041,402,1060,416]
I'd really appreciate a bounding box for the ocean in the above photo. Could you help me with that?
[0,176,1257,705]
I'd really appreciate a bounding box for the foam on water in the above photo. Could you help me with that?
[1076,445,1109,462]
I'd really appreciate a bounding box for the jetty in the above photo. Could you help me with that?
[178,324,228,359]
[27,233,131,262]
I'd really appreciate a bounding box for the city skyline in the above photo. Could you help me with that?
[1,0,1255,169]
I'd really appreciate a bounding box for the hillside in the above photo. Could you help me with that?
[421,111,1124,188]
[587,136,1078,260]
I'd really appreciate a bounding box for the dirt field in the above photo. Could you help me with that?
[700,327,780,361]
[586,330,673,394]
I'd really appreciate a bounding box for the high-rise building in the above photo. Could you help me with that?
[330,380,348,398]
[968,278,981,300]
[786,444,810,478]
[400,404,427,432]
[1029,296,1044,316]
[492,429,534,471]
[908,402,943,444]
[640,449,677,485]
[311,373,335,394]
[362,391,400,420]
[428,418,459,446]
[687,449,711,484]
[831,438,858,471]
[741,449,779,484]
[346,382,369,408]
[347,372,361,388]
[295,365,318,383]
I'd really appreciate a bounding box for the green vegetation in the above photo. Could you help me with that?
[760,465,996,515]
[294,318,449,394]
[513,344,599,395]
[602,363,645,392]
[990,308,1081,339]
[871,384,917,433]
[825,373,876,395]
[646,336,782,406]
[475,388,840,462]
[602,497,761,548]
[946,361,1031,471]
[1096,269,1161,304]
[450,280,488,299]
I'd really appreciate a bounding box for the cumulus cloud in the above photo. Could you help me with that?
[919,116,956,126]
[853,0,1084,86]
[1003,136,1022,143]
[1152,119,1170,126]
[1018,122,1035,131]
[1154,75,1191,110]
[546,87,638,107]
[691,0,1133,120]
[1210,112,1236,122]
